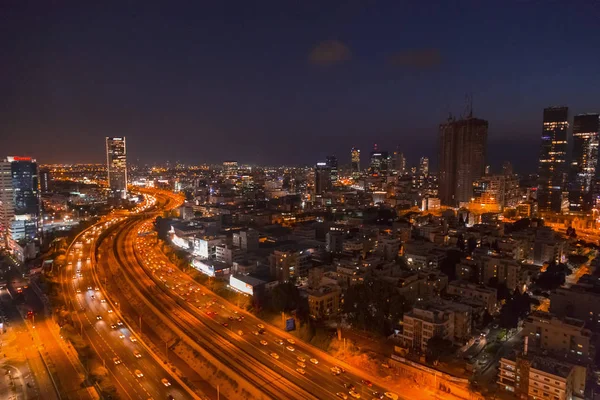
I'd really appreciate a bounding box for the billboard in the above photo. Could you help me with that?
[230,275,254,296]
[285,317,296,332]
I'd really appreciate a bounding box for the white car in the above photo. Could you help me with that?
[286,346,295,352]
[296,368,305,375]
[133,351,142,358]
[270,353,279,360]
[130,336,137,343]
[348,391,361,399]
[107,309,113,313]
[134,369,143,378]
[287,338,295,344]
[119,334,125,339]
[161,378,171,387]
[260,340,268,346]
[113,357,121,365]
[384,393,399,400]
[309,358,319,365]
[96,315,102,320]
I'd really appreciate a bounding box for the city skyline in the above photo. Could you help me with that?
[2,3,600,171]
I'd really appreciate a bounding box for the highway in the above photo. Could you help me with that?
[58,195,197,400]
[106,191,402,400]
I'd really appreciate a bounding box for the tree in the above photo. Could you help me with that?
[440,249,462,281]
[426,336,453,363]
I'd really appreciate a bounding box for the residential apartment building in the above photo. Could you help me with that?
[447,280,498,314]
[551,285,600,330]
[522,312,594,365]
[498,352,586,400]
[402,299,472,352]
[307,284,341,320]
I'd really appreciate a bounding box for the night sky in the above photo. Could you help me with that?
[2,2,599,172]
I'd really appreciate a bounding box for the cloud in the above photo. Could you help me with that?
[309,40,351,66]
[388,48,442,69]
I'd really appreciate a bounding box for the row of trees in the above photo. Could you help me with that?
[343,278,408,336]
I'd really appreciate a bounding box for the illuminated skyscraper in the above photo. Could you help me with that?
[439,115,488,206]
[106,137,127,198]
[569,113,600,211]
[369,144,389,176]
[351,147,360,178]
[326,155,338,183]
[314,162,331,195]
[223,160,238,175]
[393,147,406,174]
[537,107,569,213]
[0,156,41,250]
[419,156,429,176]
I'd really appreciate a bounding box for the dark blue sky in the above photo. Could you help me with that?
[1,2,599,172]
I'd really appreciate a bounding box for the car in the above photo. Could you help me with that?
[337,366,346,373]
[161,378,171,387]
[286,346,295,352]
[107,309,113,313]
[331,367,341,375]
[100,299,106,303]
[119,334,125,339]
[87,286,92,290]
[384,393,398,400]
[76,289,81,293]
[297,356,306,362]
[96,315,102,320]
[348,390,361,399]
[95,287,99,291]
[130,336,137,343]
[113,357,121,365]
[287,338,295,344]
[110,324,117,329]
[336,393,348,399]
[228,316,234,321]
[296,368,305,375]
[309,358,319,365]
[275,339,284,345]
[258,329,265,334]
[260,340,268,346]
[381,362,390,369]
[344,383,356,391]
[117,320,123,326]
[237,330,244,336]
[134,369,144,378]
[237,317,243,322]
[90,295,95,299]
[297,362,306,368]
[361,379,373,387]
[257,324,265,329]
[270,353,279,360]
[252,330,259,336]
[72,275,77,280]
[222,323,229,327]
[133,351,142,358]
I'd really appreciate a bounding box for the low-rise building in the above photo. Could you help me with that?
[401,299,472,352]
[447,280,497,315]
[307,284,341,320]
[522,312,594,364]
[498,352,586,400]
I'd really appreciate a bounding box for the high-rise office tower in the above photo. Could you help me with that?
[39,168,51,193]
[326,155,338,184]
[393,148,406,174]
[369,144,389,176]
[419,156,429,176]
[537,107,569,213]
[0,156,41,245]
[106,137,127,198]
[314,162,331,195]
[569,114,600,211]
[351,147,360,178]
[439,115,488,206]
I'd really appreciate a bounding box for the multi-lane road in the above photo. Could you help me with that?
[58,195,197,400]
[60,189,402,400]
